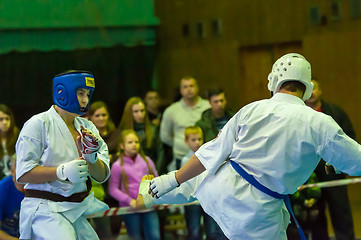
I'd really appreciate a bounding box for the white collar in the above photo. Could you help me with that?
[271,93,306,106]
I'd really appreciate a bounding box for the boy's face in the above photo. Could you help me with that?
[77,88,91,112]
[185,133,203,152]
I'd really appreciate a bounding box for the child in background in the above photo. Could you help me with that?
[108,129,160,240]
[181,126,227,240]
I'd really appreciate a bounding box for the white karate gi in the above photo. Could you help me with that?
[16,106,110,240]
[176,93,361,240]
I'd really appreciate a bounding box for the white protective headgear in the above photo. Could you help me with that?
[267,53,313,101]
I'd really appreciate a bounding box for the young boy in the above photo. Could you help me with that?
[181,126,226,240]
[180,126,203,167]
[16,70,110,240]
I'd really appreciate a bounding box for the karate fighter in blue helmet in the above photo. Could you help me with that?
[16,70,110,240]
[141,53,361,240]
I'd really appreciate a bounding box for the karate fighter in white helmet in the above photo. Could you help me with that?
[16,70,110,240]
[141,53,361,240]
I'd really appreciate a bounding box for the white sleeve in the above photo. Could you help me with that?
[195,111,239,174]
[15,117,45,182]
[321,128,361,176]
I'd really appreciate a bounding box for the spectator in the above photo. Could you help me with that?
[144,90,163,127]
[0,104,19,180]
[160,76,209,171]
[119,97,165,174]
[196,88,234,143]
[305,78,355,240]
[0,154,24,240]
[108,129,160,240]
[89,101,121,163]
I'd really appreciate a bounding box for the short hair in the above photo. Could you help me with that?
[184,126,203,140]
[205,87,225,100]
[144,89,159,98]
[279,81,306,94]
[180,76,197,85]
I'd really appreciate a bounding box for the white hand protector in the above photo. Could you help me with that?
[149,171,179,198]
[79,125,100,164]
[56,159,89,183]
[138,180,154,208]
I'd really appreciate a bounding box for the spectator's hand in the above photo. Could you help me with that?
[149,172,179,198]
[129,199,137,209]
[135,194,146,209]
[141,175,155,182]
[77,126,100,164]
[56,158,88,183]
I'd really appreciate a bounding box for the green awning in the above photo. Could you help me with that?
[0,0,159,53]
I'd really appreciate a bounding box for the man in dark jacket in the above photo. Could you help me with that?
[196,88,234,143]
[305,79,355,240]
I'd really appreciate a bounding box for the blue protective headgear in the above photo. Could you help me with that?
[53,70,95,115]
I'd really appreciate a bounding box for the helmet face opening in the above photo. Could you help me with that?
[268,53,313,101]
[53,71,95,115]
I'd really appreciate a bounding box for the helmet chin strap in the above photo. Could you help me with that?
[270,91,274,97]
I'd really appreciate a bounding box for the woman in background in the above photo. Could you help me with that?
[118,97,165,174]
[89,101,121,163]
[0,104,19,180]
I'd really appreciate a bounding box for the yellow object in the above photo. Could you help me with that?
[85,77,95,88]
[90,180,105,201]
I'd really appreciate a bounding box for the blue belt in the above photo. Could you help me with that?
[230,161,306,240]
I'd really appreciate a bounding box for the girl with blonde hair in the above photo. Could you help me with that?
[109,129,160,240]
